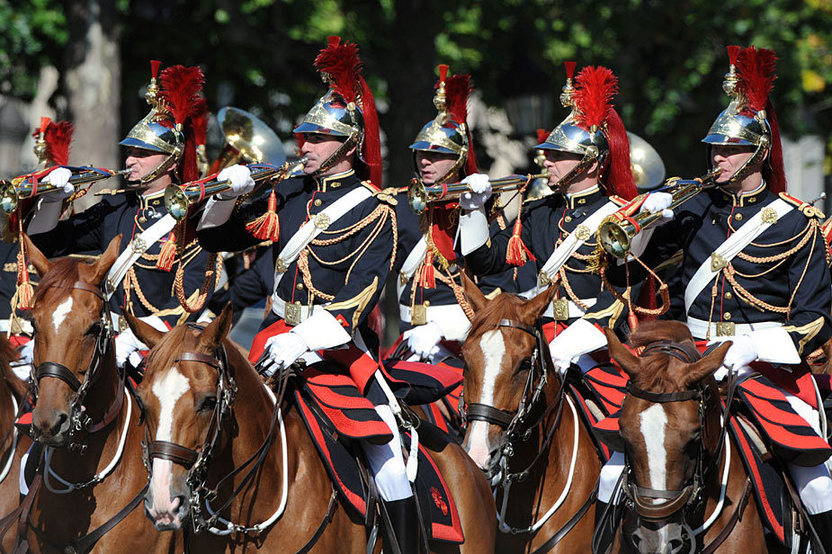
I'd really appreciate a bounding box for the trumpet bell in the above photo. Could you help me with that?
[217,107,286,167]
[164,185,190,222]
[627,132,665,191]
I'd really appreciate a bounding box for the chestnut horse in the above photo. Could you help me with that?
[603,321,773,553]
[128,303,496,552]
[0,334,32,551]
[459,276,600,552]
[22,234,182,553]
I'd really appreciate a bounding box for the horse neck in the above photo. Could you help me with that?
[81,341,120,426]
[506,367,563,475]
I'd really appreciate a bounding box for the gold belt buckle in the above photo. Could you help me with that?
[285,301,303,326]
[118,315,129,333]
[552,298,569,321]
[411,304,427,326]
[715,322,735,336]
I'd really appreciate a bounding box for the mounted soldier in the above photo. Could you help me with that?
[22,62,216,369]
[599,45,832,548]
[196,37,424,552]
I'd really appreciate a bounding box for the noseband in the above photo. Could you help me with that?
[32,281,117,449]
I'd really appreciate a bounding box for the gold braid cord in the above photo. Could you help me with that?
[407,264,475,321]
[297,202,396,303]
[175,253,222,314]
[599,254,670,317]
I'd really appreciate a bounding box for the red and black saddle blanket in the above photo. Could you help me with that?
[293,365,464,544]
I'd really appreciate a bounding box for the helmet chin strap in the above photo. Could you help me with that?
[718,140,769,190]
[550,148,605,195]
[314,133,359,177]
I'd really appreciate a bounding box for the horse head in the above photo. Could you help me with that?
[605,321,731,554]
[131,304,234,531]
[27,234,121,446]
[459,273,556,478]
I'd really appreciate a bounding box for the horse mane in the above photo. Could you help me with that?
[32,257,82,303]
[627,320,696,392]
[628,320,693,348]
[144,325,194,371]
[466,293,526,343]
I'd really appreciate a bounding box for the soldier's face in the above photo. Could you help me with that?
[301,133,353,175]
[711,144,756,183]
[415,151,458,184]
[542,150,585,186]
[125,147,168,182]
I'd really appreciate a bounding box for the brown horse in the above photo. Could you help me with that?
[459,275,600,553]
[128,303,496,552]
[603,321,773,553]
[22,234,182,553]
[0,333,33,551]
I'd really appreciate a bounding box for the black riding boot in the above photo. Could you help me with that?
[592,500,617,554]
[384,496,421,554]
[809,510,832,554]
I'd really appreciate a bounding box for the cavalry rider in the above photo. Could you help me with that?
[396,65,523,364]
[196,37,420,552]
[459,63,639,377]
[618,46,832,544]
[25,62,215,368]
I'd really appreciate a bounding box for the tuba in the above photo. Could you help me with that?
[627,132,666,191]
[0,166,129,214]
[163,106,295,220]
[597,168,722,258]
[408,171,549,215]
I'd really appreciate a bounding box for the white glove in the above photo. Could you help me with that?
[17,340,34,365]
[115,327,148,369]
[639,191,674,222]
[216,164,255,198]
[402,321,443,360]
[459,173,491,211]
[709,335,757,381]
[259,332,310,377]
[548,341,574,376]
[40,167,74,202]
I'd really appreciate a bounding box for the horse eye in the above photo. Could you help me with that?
[199,396,217,412]
[86,322,101,336]
[515,358,532,375]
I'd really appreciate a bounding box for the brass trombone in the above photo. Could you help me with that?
[408,171,549,215]
[164,158,307,221]
[597,167,722,258]
[0,166,129,214]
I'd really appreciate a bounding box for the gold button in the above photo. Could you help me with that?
[724,291,733,300]
[748,197,756,203]
[297,283,304,290]
[564,216,572,223]
[723,312,732,321]
[735,213,743,221]
[314,199,322,206]
[578,198,586,204]
[424,301,431,307]
[331,181,341,188]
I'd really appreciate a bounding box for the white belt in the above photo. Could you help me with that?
[686,316,782,339]
[399,303,466,324]
[542,298,596,320]
[271,295,326,324]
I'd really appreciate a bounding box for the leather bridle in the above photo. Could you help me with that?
[32,281,121,451]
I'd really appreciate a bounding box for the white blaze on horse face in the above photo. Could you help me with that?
[148,367,190,520]
[640,403,668,501]
[465,330,505,470]
[52,297,73,334]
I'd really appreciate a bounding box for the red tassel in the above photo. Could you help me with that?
[156,232,177,272]
[726,45,740,66]
[628,310,639,332]
[438,64,449,83]
[505,215,534,267]
[418,250,436,289]
[564,61,576,80]
[246,190,280,241]
[150,60,162,79]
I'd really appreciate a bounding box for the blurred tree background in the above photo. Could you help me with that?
[2,0,831,188]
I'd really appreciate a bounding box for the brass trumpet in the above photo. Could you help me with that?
[408,171,549,215]
[598,167,722,258]
[164,157,307,221]
[0,166,129,214]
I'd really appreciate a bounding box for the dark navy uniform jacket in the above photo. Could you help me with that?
[464,185,635,335]
[0,240,38,321]
[29,189,212,328]
[197,169,394,348]
[645,184,832,357]
[394,192,531,335]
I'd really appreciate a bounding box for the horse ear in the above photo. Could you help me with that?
[21,233,51,277]
[604,327,642,379]
[124,312,165,349]
[521,285,557,322]
[460,268,488,318]
[92,234,122,284]
[684,341,732,387]
[201,303,233,349]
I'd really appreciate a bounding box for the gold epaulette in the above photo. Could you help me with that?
[609,195,629,207]
[372,187,399,205]
[779,192,825,219]
[361,180,381,192]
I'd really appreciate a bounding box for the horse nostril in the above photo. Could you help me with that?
[52,412,69,435]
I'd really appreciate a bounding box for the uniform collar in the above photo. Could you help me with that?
[563,184,602,209]
[314,169,355,192]
[139,188,166,210]
[719,180,767,207]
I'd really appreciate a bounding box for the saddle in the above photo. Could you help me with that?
[292,362,464,545]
